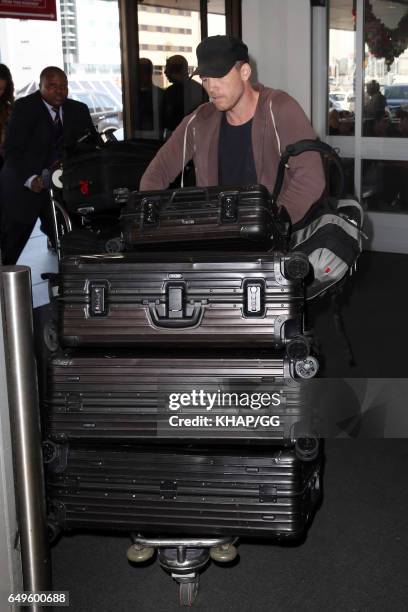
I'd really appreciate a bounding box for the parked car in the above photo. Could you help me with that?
[329,91,348,110]
[329,95,343,111]
[70,90,122,133]
[345,93,355,113]
[383,84,408,116]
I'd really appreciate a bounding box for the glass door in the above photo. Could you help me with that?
[0,0,123,136]
[313,0,408,253]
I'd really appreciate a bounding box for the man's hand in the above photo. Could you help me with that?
[30,176,44,193]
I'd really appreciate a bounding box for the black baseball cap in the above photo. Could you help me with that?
[192,35,249,78]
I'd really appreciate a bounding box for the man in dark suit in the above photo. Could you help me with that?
[0,66,95,265]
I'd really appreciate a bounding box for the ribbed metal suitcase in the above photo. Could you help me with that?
[56,251,310,353]
[44,351,314,444]
[120,185,289,249]
[45,445,322,538]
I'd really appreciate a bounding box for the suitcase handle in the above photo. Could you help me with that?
[148,302,202,329]
[169,187,210,203]
[141,188,211,224]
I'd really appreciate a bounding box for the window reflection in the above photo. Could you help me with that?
[328,157,355,197]
[136,0,202,140]
[135,0,226,140]
[328,0,356,136]
[135,57,164,139]
[362,159,408,212]
[363,0,408,138]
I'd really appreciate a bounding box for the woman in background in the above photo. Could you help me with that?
[0,64,14,256]
[0,63,14,170]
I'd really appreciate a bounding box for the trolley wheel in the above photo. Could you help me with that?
[126,544,155,563]
[179,577,199,607]
[43,319,59,353]
[209,543,238,563]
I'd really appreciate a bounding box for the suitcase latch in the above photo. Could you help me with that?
[142,197,160,226]
[259,484,278,503]
[65,394,82,412]
[89,281,108,317]
[113,187,130,205]
[167,283,185,319]
[149,283,202,328]
[220,193,238,223]
[243,279,265,317]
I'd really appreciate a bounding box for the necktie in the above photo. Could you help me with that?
[52,106,63,142]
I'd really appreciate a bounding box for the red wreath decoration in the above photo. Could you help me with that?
[365,0,408,69]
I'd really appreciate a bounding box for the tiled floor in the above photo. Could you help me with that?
[17,221,58,308]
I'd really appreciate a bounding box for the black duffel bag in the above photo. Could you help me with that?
[61,139,162,215]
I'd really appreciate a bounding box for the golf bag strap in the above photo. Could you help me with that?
[271,139,345,205]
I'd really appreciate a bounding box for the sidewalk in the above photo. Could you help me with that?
[17,221,58,308]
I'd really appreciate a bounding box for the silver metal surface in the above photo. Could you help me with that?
[133,535,237,548]
[0,274,23,607]
[50,191,72,261]
[1,267,51,608]
[311,3,327,138]
[158,547,209,573]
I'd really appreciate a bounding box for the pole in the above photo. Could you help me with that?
[0,266,51,611]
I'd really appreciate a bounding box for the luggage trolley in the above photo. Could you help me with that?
[41,145,325,606]
[49,168,72,260]
[48,167,125,260]
[127,535,238,607]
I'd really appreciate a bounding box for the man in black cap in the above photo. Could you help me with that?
[140,35,325,224]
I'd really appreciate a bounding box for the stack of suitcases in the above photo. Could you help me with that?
[42,177,323,603]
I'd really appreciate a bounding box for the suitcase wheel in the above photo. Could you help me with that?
[294,356,319,378]
[42,440,59,464]
[47,518,61,543]
[295,437,320,462]
[286,336,310,360]
[43,319,60,353]
[284,252,310,280]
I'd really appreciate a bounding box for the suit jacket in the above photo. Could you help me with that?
[163,79,207,131]
[0,90,95,223]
